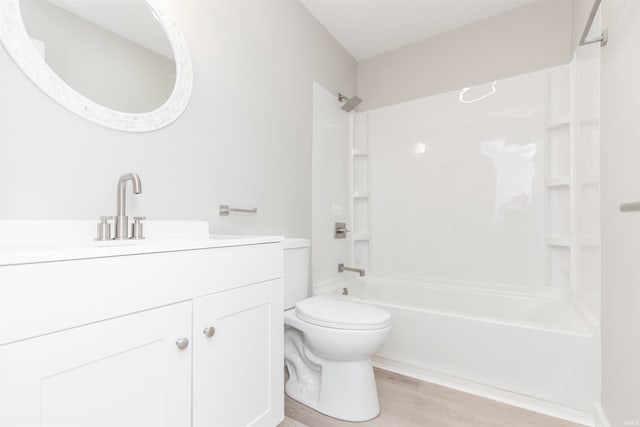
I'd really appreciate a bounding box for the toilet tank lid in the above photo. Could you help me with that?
[283,238,310,249]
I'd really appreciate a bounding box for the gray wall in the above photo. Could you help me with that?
[600,0,640,424]
[0,0,357,239]
[356,0,573,111]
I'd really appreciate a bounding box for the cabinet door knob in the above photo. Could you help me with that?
[203,326,216,338]
[175,338,189,350]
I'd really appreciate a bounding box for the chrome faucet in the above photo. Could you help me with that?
[338,263,365,277]
[114,173,142,240]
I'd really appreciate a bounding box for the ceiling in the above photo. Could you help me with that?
[300,0,540,60]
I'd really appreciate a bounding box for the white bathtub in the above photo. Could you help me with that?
[316,277,599,422]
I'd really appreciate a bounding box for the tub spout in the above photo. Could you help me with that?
[338,263,365,277]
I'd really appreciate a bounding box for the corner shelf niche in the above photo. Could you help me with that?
[543,61,601,296]
[545,66,572,289]
[350,113,372,271]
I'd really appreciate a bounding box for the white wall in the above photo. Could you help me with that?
[311,82,350,285]
[357,0,573,111]
[0,0,357,240]
[359,70,546,288]
[600,0,640,424]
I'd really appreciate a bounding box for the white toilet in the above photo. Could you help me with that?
[283,239,391,422]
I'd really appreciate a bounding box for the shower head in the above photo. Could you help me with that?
[338,93,362,112]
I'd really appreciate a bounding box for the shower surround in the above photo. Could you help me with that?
[349,60,600,318]
[312,54,601,424]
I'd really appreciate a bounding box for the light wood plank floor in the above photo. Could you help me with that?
[280,368,585,427]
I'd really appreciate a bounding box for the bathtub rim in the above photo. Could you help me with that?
[314,275,594,337]
[316,273,572,300]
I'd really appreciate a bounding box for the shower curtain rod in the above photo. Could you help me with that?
[580,0,608,47]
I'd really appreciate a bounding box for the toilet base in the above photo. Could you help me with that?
[285,357,380,422]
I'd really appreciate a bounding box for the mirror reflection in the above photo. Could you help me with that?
[20,0,176,114]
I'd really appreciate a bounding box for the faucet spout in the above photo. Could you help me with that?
[115,173,142,239]
[117,173,142,217]
[130,173,142,194]
[338,263,365,277]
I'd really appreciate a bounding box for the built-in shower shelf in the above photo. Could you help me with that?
[352,233,370,241]
[542,62,600,316]
[352,113,371,271]
[546,116,570,129]
[546,235,571,247]
[546,177,570,187]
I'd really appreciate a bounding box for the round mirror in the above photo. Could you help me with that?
[0,0,192,132]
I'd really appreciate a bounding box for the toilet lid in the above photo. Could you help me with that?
[295,296,391,330]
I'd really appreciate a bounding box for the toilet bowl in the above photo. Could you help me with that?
[284,296,391,421]
[282,239,392,422]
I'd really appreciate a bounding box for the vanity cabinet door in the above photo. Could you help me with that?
[193,279,284,427]
[0,302,192,427]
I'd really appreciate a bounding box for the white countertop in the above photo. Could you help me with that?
[0,221,283,266]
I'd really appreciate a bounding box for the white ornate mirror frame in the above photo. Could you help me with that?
[0,0,193,132]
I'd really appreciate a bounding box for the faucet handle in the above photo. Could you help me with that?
[335,222,350,239]
[131,216,146,240]
[96,216,113,241]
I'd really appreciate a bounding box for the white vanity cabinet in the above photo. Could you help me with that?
[193,280,283,427]
[0,302,193,427]
[0,237,284,427]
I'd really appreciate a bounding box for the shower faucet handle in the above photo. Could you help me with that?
[335,222,350,239]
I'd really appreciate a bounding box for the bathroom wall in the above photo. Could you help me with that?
[311,82,350,285]
[0,0,357,239]
[357,0,573,111]
[600,0,640,424]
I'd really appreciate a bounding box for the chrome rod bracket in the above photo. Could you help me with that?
[581,28,608,47]
[579,0,607,47]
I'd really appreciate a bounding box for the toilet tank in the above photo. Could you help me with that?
[283,238,310,310]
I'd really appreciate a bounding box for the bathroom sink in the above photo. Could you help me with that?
[0,220,283,266]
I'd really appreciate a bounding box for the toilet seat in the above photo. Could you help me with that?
[295,296,391,330]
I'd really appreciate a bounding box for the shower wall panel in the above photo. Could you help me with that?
[364,71,549,288]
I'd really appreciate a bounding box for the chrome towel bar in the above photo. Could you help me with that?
[219,205,258,216]
[580,0,608,47]
[620,202,640,212]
